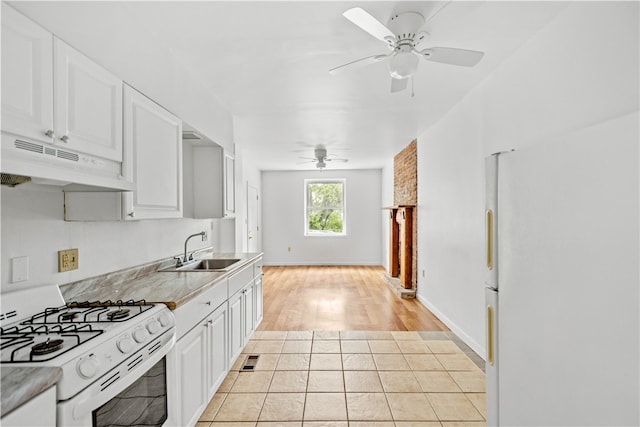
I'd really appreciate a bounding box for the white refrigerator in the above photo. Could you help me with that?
[484,113,639,426]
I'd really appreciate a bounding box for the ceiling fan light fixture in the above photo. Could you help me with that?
[316,160,326,169]
[389,51,418,79]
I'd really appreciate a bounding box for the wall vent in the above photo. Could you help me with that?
[14,139,79,162]
[15,140,43,154]
[56,150,79,162]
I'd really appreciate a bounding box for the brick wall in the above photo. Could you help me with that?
[393,140,418,288]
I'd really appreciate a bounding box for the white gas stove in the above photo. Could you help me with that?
[0,286,175,426]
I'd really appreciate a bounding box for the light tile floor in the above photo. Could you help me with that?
[197,331,486,427]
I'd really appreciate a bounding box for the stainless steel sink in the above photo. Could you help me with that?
[160,258,242,272]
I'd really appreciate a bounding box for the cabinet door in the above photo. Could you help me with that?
[1,4,54,144]
[228,291,244,365]
[254,277,263,327]
[53,38,122,161]
[206,303,228,397]
[176,322,208,427]
[192,144,223,218]
[123,85,182,219]
[224,154,235,217]
[243,284,254,341]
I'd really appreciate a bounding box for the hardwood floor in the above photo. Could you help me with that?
[258,265,449,331]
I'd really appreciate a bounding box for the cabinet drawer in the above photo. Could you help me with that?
[228,264,253,297]
[174,281,228,339]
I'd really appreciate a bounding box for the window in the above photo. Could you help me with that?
[304,179,346,236]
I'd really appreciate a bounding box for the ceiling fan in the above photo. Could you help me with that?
[330,7,485,93]
[298,146,348,170]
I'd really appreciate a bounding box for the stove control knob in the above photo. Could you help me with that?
[146,319,161,335]
[77,355,100,379]
[132,327,149,343]
[117,335,136,353]
[157,311,174,328]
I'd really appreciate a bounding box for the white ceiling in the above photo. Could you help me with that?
[10,1,566,171]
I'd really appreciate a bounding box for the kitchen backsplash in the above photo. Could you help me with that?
[1,185,228,293]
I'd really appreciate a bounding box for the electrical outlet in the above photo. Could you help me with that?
[287,246,291,252]
[58,249,79,272]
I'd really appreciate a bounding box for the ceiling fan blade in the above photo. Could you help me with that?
[297,158,317,164]
[329,53,390,75]
[343,7,395,45]
[326,158,348,163]
[417,47,484,67]
[391,77,408,93]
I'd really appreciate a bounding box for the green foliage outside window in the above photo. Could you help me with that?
[306,181,344,234]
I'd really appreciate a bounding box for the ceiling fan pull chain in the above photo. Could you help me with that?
[411,76,415,98]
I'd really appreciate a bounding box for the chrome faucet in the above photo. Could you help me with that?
[178,231,207,266]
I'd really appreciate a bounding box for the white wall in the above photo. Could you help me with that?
[380,160,394,272]
[262,169,381,265]
[416,1,639,354]
[238,144,263,253]
[1,185,215,293]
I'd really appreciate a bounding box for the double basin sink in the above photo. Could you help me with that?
[160,258,242,272]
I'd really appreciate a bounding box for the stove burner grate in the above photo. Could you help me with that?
[1,325,104,363]
[20,300,153,324]
[31,338,64,355]
[60,311,79,321]
[107,309,130,321]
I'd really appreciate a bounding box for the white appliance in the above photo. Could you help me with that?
[0,286,175,426]
[484,114,639,426]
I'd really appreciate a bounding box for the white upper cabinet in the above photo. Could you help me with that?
[53,38,123,161]
[1,4,54,144]
[185,138,235,219]
[1,4,130,190]
[122,85,182,219]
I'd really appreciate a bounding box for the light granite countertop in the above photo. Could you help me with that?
[1,366,62,417]
[60,252,263,310]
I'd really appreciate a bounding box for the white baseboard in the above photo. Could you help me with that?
[416,293,486,359]
[262,261,381,266]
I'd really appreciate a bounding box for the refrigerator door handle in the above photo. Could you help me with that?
[486,209,494,271]
[487,304,495,365]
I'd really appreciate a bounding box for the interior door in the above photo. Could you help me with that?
[247,184,259,252]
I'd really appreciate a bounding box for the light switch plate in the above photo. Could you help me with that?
[58,249,79,272]
[11,256,29,283]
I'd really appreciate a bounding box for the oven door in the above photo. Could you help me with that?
[58,330,175,427]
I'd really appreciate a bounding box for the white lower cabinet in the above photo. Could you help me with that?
[1,386,56,427]
[255,275,263,327]
[173,301,228,427]
[166,258,262,426]
[175,317,208,427]
[168,256,262,427]
[228,290,244,365]
[243,282,255,341]
[206,303,228,397]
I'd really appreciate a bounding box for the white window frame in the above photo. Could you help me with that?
[304,178,347,237]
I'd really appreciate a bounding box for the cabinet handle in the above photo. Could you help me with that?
[60,135,70,143]
[44,129,55,138]
[205,301,211,306]
[127,211,135,218]
[208,320,213,324]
